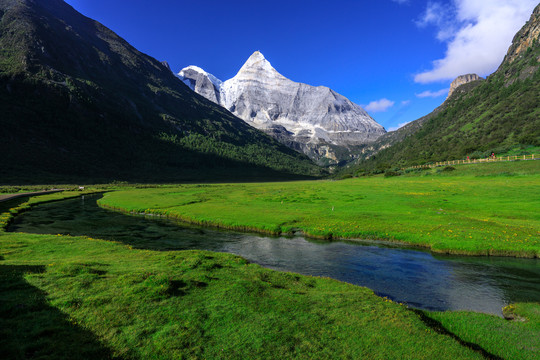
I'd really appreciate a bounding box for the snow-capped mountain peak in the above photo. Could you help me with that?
[178,65,222,89]
[176,51,386,164]
[177,65,222,103]
[234,51,286,81]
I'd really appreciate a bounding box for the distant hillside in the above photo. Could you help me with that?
[347,4,540,173]
[0,0,323,184]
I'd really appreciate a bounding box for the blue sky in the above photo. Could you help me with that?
[64,0,537,131]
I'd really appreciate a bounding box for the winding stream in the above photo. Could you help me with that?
[8,194,540,315]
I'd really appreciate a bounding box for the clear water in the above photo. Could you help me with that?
[8,195,540,315]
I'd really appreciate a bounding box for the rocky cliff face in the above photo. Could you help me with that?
[178,51,386,164]
[504,4,540,65]
[447,74,483,99]
[497,4,540,86]
[178,65,222,104]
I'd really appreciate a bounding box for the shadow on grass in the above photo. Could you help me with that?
[0,264,116,359]
[411,309,503,360]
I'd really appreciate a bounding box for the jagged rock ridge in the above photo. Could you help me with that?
[178,51,386,164]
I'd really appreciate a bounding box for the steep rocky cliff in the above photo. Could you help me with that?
[504,5,540,65]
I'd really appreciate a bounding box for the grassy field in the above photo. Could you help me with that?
[425,303,540,360]
[98,161,540,258]
[1,178,539,358]
[0,194,484,359]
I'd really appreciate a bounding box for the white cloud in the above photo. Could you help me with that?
[388,121,412,132]
[415,0,537,83]
[401,100,411,106]
[416,2,457,41]
[364,98,395,113]
[392,0,410,4]
[416,88,449,98]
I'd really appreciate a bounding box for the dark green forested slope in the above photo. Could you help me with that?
[0,0,323,184]
[347,4,540,173]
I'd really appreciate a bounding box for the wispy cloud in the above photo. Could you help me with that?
[415,0,537,83]
[415,2,457,41]
[364,98,395,113]
[388,121,412,132]
[391,0,410,4]
[385,100,412,130]
[416,88,449,98]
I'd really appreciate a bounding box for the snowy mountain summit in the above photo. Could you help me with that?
[178,51,386,164]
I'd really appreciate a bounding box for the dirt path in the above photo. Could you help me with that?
[0,190,64,203]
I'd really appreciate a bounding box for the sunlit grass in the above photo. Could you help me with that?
[1,169,538,358]
[99,161,540,257]
[0,232,483,359]
[426,303,540,360]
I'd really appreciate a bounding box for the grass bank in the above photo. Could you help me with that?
[0,190,105,230]
[424,303,540,360]
[98,161,540,258]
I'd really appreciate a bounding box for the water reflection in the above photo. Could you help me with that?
[8,195,540,315]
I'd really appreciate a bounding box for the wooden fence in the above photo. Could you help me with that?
[407,154,537,170]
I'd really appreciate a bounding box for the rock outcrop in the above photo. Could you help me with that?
[178,51,386,164]
[503,4,540,65]
[498,4,540,86]
[447,74,483,99]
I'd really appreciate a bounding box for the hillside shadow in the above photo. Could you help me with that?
[0,264,117,359]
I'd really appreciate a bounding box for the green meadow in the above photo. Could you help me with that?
[0,193,482,359]
[0,231,488,359]
[99,160,540,258]
[1,161,539,359]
